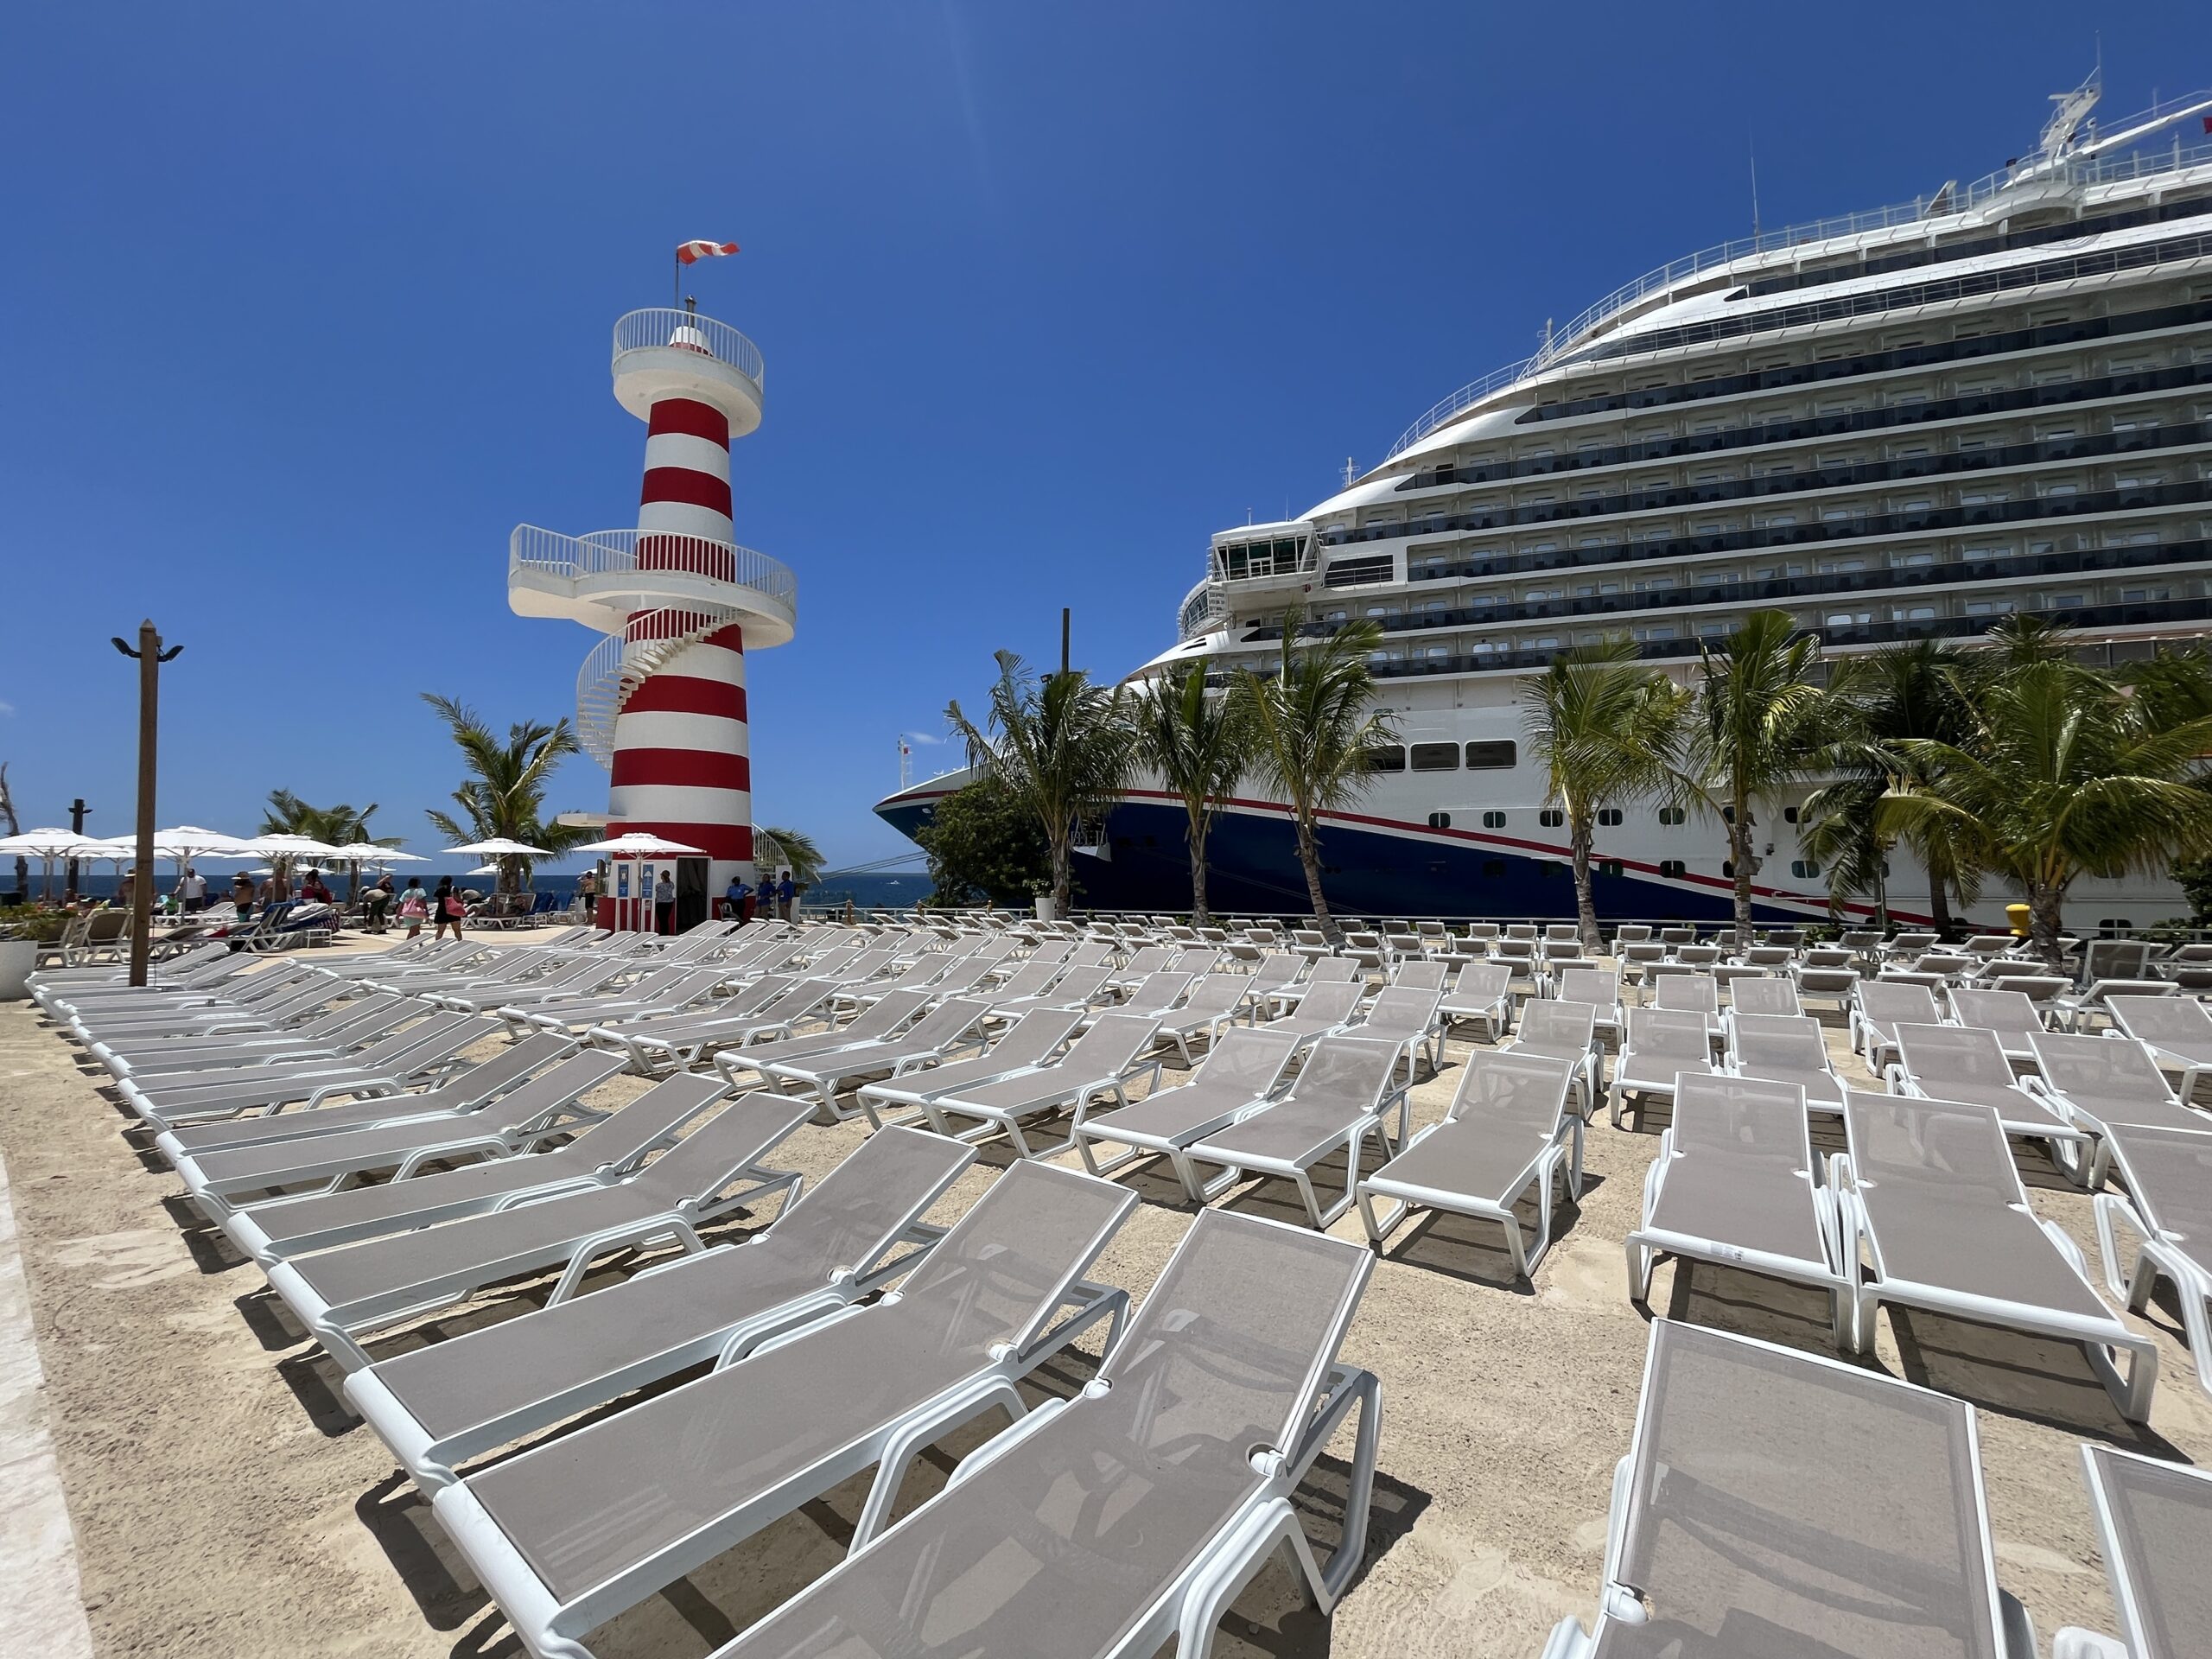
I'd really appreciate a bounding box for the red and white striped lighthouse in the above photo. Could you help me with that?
[508,308,796,911]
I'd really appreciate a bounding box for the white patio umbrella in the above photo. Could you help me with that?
[0,828,104,901]
[442,838,552,857]
[326,842,424,900]
[566,832,707,932]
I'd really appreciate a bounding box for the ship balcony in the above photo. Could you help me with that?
[507,524,797,646]
[611,308,766,437]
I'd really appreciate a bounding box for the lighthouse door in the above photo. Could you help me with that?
[673,857,710,933]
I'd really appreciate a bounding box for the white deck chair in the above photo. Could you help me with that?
[1148,972,1258,1065]
[2053,1443,2212,1659]
[1650,971,1725,1039]
[2092,1122,2212,1399]
[1185,1035,1409,1229]
[1611,1007,1716,1127]
[2108,994,2212,1101]
[752,997,992,1120]
[911,1013,1165,1158]
[1346,984,1443,1082]
[1501,999,1602,1117]
[1726,974,1802,1018]
[1889,1022,2092,1173]
[1550,966,1624,1043]
[1627,1075,1849,1344]
[1947,985,2052,1063]
[2022,1028,2212,1185]
[853,1007,1086,1117]
[1074,1027,1302,1202]
[1357,1049,1580,1276]
[1439,960,1514,1041]
[1543,1319,2033,1659]
[1849,979,1942,1071]
[1838,1090,2158,1421]
[1725,1011,1847,1113]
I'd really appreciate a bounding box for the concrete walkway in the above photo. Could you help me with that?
[0,1146,96,1659]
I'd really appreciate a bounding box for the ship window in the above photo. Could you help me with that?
[1599,859,1624,879]
[1426,812,1452,830]
[1782,805,1800,824]
[1659,859,1687,879]
[1539,809,1564,828]
[1791,860,1821,879]
[1410,742,1459,772]
[1363,745,1406,772]
[1657,806,1686,826]
[1598,808,1623,826]
[1541,861,1567,878]
[1465,740,1518,769]
[1482,811,1507,830]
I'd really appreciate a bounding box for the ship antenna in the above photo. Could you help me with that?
[1749,133,1762,237]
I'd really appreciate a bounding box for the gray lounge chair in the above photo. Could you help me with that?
[426,1160,1140,1658]
[711,989,934,1091]
[701,1209,1380,1659]
[1259,979,1363,1050]
[1439,961,1514,1040]
[2023,1028,2212,1184]
[1551,967,1623,1041]
[1502,1000,1602,1117]
[1627,1075,1848,1343]
[1724,1011,1847,1112]
[908,1013,1165,1158]
[88,990,410,1077]
[1788,957,1860,1015]
[1543,1319,2032,1659]
[1850,980,1942,1071]
[346,1125,978,1491]
[118,1013,495,1131]
[1650,972,1725,1039]
[2108,994,2212,1100]
[587,975,835,1075]
[1611,1007,1716,1127]
[221,1071,730,1264]
[170,1046,626,1218]
[1185,1034,1409,1228]
[853,1007,1086,1116]
[497,964,728,1038]
[1839,1090,2158,1421]
[1268,954,1357,1014]
[1148,973,1257,1065]
[754,997,993,1119]
[2092,1122,2212,1399]
[1074,1027,1302,1201]
[1948,986,2051,1063]
[1349,985,1444,1082]
[2053,1443,2212,1659]
[264,1085,811,1370]
[1357,1049,1580,1275]
[1890,1022,2091,1171]
[1725,975,1802,1018]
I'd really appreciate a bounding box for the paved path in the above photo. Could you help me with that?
[0,1144,96,1659]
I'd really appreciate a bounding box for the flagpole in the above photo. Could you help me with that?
[672,250,680,307]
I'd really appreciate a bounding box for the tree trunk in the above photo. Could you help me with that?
[1294,817,1334,942]
[2029,880,2067,970]
[1050,826,1073,917]
[1925,867,1955,941]
[1570,813,1600,951]
[1185,803,1211,927]
[1730,795,1755,936]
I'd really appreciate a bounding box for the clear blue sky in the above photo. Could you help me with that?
[2,3,2204,868]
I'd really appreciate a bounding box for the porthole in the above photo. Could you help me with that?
[1598,808,1623,827]
[1426,811,1452,830]
[1539,809,1564,829]
[1657,806,1687,826]
[1790,859,1821,879]
[1598,859,1624,878]
[1659,859,1687,879]
[1482,810,1506,829]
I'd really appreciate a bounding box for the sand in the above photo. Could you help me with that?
[3,938,2209,1658]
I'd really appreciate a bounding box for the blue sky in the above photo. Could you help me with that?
[3,3,2205,868]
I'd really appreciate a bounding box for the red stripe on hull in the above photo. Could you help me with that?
[645,398,730,445]
[609,747,753,791]
[620,674,748,721]
[607,819,753,861]
[639,466,734,517]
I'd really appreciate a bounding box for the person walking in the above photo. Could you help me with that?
[397,877,429,940]
[432,876,467,943]
[777,871,796,921]
[176,866,207,912]
[653,869,676,935]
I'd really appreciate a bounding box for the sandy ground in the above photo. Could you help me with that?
[3,934,2210,1659]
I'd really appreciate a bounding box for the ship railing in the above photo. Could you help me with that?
[510,524,798,610]
[611,308,766,393]
[1179,578,1226,641]
[1384,106,2212,463]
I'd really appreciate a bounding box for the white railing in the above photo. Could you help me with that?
[510,524,798,611]
[1382,103,2212,462]
[1178,578,1226,640]
[611,308,765,393]
[573,607,742,765]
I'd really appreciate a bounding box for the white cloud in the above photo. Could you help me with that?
[0,700,15,716]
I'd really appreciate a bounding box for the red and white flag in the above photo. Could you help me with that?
[676,239,741,265]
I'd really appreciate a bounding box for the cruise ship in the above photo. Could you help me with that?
[880,79,2212,925]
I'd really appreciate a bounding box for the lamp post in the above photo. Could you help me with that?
[111,622,181,987]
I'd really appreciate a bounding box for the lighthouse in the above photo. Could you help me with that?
[509,305,795,925]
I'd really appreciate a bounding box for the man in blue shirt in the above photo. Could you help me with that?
[777,872,796,920]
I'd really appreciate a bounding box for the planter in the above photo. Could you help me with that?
[0,938,35,1001]
[1033,894,1058,922]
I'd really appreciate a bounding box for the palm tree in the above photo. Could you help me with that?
[1132,664,1252,925]
[1683,609,1836,935]
[944,652,1135,918]
[753,826,825,887]
[1522,640,1688,949]
[260,789,386,849]
[419,694,594,894]
[1232,614,1397,941]
[1797,639,1980,934]
[1877,652,2212,965]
